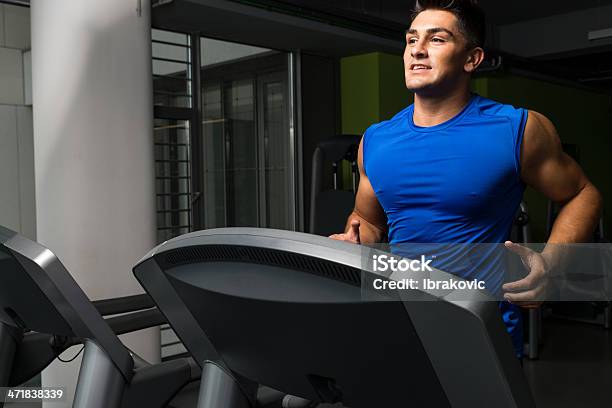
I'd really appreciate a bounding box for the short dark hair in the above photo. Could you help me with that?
[411,0,486,49]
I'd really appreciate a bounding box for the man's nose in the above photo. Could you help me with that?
[411,39,427,58]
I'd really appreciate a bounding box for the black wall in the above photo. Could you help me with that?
[300,53,341,231]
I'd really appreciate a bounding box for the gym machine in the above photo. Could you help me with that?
[134,227,535,408]
[0,225,200,408]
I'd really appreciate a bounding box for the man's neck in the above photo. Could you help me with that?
[412,88,473,127]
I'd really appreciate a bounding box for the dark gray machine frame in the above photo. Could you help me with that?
[309,135,361,236]
[0,226,199,408]
[134,228,535,408]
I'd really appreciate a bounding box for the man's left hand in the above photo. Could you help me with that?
[502,241,549,308]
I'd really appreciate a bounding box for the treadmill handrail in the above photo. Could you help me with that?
[136,227,493,305]
[94,294,156,316]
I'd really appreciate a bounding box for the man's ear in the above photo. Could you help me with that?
[464,47,485,73]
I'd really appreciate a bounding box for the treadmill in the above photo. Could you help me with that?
[0,226,199,408]
[134,228,535,408]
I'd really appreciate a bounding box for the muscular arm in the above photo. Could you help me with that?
[503,111,603,305]
[334,138,388,243]
[520,111,603,272]
[521,111,602,244]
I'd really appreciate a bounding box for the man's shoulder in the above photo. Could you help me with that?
[522,110,560,153]
[470,94,530,138]
[365,105,412,136]
[472,94,526,119]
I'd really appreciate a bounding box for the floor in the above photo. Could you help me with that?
[524,318,612,408]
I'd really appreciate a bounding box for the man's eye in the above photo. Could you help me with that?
[432,38,445,43]
[408,38,418,45]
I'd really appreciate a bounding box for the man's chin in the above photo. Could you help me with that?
[405,80,434,93]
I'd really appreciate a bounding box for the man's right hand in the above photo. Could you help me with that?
[329,219,361,244]
[327,138,387,244]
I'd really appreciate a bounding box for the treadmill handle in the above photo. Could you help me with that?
[93,294,155,316]
[104,308,167,336]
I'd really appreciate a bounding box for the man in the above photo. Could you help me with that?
[330,0,602,358]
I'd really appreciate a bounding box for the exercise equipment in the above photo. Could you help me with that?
[310,135,361,236]
[0,225,200,408]
[134,227,535,408]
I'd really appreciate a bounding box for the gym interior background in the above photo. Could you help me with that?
[0,0,611,407]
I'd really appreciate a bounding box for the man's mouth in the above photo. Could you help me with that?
[410,64,432,71]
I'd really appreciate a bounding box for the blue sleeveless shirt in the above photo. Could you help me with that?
[363,93,528,357]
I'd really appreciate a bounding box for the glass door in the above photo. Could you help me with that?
[199,38,295,231]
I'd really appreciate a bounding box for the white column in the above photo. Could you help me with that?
[30,1,158,406]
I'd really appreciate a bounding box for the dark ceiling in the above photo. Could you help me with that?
[472,0,612,25]
[277,0,612,27]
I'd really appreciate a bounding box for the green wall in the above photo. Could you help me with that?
[341,52,413,135]
[341,53,611,240]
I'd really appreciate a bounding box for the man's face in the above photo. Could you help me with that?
[403,9,471,94]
